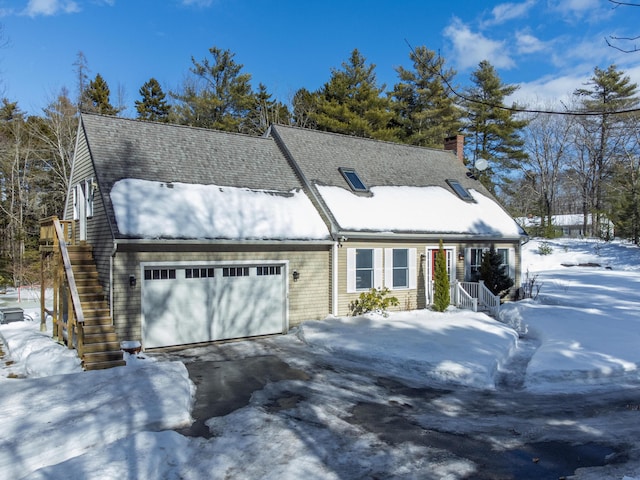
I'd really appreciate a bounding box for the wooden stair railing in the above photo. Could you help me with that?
[40,217,125,370]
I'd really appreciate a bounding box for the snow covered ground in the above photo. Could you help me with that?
[2,238,640,479]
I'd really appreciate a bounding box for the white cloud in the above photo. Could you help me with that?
[24,0,80,17]
[548,0,612,23]
[444,17,515,71]
[509,74,587,109]
[488,0,537,25]
[515,30,546,54]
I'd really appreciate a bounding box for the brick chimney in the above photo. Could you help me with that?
[444,134,464,163]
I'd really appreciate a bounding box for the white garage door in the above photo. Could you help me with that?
[142,263,287,349]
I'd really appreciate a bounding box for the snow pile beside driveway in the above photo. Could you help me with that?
[0,320,82,377]
[0,309,193,480]
[498,238,640,392]
[298,309,519,389]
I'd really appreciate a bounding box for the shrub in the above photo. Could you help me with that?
[538,241,553,255]
[349,287,399,317]
[432,240,450,312]
[480,245,514,297]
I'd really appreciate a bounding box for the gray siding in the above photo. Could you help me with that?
[65,123,115,296]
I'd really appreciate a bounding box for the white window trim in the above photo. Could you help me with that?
[384,248,417,290]
[85,178,95,219]
[347,248,383,293]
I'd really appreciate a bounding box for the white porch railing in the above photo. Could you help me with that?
[453,281,478,312]
[454,280,500,316]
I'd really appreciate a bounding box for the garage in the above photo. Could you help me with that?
[141,262,287,349]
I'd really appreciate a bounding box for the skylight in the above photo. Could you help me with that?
[446,179,475,202]
[339,167,368,192]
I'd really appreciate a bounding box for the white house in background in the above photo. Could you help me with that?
[64,114,527,351]
[516,214,615,238]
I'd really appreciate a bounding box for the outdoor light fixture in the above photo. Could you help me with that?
[292,270,300,282]
[129,275,136,288]
[458,252,465,261]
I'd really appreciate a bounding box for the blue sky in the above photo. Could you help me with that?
[2,0,640,116]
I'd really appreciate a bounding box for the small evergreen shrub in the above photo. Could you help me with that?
[480,246,514,297]
[432,240,450,312]
[349,287,399,317]
[538,241,553,256]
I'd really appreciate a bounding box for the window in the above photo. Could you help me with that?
[347,248,383,293]
[339,167,368,192]
[73,179,95,220]
[355,249,373,290]
[223,267,250,277]
[144,268,176,281]
[446,179,475,202]
[257,266,282,276]
[392,249,408,288]
[469,248,484,281]
[185,267,215,279]
[384,248,417,290]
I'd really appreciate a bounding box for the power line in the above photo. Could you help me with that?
[404,40,640,117]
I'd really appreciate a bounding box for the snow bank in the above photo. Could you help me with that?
[0,361,193,479]
[298,309,519,389]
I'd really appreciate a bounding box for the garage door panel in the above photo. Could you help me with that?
[216,275,284,340]
[142,263,286,348]
[143,276,217,348]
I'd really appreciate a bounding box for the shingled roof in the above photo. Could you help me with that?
[268,124,525,238]
[82,114,303,192]
[268,124,489,194]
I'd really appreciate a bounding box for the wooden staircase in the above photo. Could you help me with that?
[67,244,126,370]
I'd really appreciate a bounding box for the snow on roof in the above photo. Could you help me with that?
[110,179,330,240]
[317,185,524,236]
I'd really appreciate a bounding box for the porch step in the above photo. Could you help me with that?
[83,324,117,336]
[83,332,119,344]
[73,271,100,282]
[83,350,125,364]
[83,315,113,326]
[80,300,109,311]
[83,359,127,371]
[82,341,122,354]
[77,284,103,295]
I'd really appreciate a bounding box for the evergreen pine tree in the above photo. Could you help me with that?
[135,78,170,122]
[433,240,450,312]
[573,65,639,237]
[479,246,514,297]
[82,73,118,115]
[312,49,399,141]
[610,159,640,244]
[391,46,463,147]
[171,46,254,132]
[463,60,528,194]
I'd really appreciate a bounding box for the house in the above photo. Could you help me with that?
[55,114,526,353]
[516,214,615,238]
